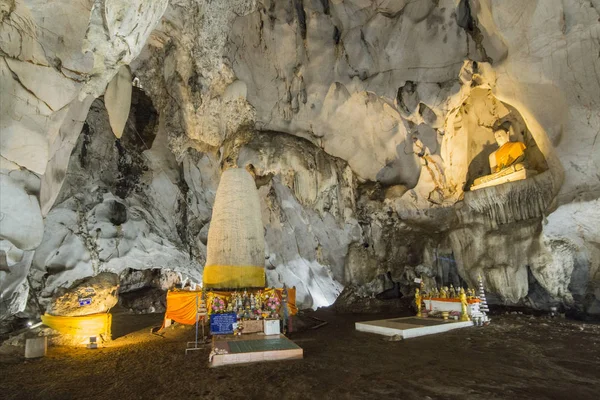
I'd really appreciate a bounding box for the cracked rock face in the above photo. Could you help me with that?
[0,0,168,319]
[1,0,600,321]
[46,272,119,317]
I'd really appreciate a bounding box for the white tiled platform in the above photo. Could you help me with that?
[210,334,303,367]
[356,317,472,339]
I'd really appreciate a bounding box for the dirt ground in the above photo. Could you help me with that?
[1,309,599,400]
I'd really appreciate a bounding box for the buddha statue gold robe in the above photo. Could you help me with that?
[471,128,530,190]
[493,141,526,172]
[473,141,526,186]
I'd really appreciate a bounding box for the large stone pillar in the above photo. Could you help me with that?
[203,168,265,289]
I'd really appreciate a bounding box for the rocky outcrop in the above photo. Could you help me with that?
[0,0,169,319]
[237,132,361,308]
[219,0,599,314]
[47,272,119,317]
[29,92,207,314]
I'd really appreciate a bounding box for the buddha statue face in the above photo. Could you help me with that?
[493,129,510,147]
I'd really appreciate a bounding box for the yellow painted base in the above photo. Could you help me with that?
[203,265,266,289]
[41,313,112,338]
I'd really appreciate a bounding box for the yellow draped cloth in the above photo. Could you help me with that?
[41,313,112,338]
[495,141,526,171]
[162,288,297,328]
[203,265,266,289]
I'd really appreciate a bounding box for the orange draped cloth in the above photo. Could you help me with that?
[164,290,204,325]
[163,288,297,327]
[285,287,298,315]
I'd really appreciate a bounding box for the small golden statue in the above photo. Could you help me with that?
[449,284,456,299]
[440,286,448,299]
[255,290,263,310]
[460,288,470,321]
[415,288,422,317]
[467,288,475,299]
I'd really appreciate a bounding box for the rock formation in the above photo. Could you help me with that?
[1,0,599,323]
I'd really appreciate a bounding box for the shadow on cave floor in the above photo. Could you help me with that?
[1,309,599,400]
[110,307,164,340]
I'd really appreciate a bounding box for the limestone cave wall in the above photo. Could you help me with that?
[1,0,599,321]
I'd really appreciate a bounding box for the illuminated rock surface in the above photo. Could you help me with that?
[1,0,599,320]
[46,272,119,317]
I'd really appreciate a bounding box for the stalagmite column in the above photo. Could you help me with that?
[203,168,265,289]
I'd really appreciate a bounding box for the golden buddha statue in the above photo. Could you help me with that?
[459,288,470,321]
[471,128,530,191]
[415,288,422,317]
[440,286,448,299]
[449,284,456,299]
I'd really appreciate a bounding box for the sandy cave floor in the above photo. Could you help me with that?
[1,310,599,400]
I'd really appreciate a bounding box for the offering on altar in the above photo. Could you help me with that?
[449,284,456,299]
[162,287,297,335]
[266,295,281,319]
[255,290,263,309]
[416,279,490,325]
[440,286,448,298]
[211,297,226,314]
